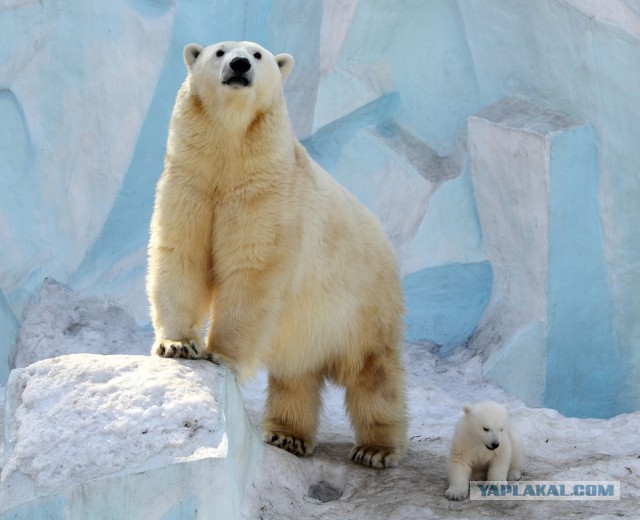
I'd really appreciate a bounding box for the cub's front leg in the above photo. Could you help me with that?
[445,460,472,501]
[487,454,511,482]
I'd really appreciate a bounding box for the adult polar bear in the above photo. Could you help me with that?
[147,41,407,468]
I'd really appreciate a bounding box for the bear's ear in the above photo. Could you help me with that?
[275,53,294,80]
[184,44,204,69]
[463,405,472,415]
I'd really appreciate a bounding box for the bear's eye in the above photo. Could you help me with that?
[253,52,262,60]
[483,427,490,432]
[216,49,225,57]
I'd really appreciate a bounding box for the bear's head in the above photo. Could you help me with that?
[462,401,508,452]
[183,41,294,121]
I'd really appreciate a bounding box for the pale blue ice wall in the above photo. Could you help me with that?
[457,0,640,417]
[71,0,325,317]
[0,0,638,418]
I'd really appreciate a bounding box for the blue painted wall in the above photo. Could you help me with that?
[403,262,492,355]
[1,0,638,418]
[459,0,640,417]
[545,127,627,418]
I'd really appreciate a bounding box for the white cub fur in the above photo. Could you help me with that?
[147,41,407,468]
[445,401,523,500]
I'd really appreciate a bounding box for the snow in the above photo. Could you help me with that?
[13,278,149,369]
[1,288,638,518]
[1,354,224,508]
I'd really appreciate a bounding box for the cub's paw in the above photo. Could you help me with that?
[153,340,202,359]
[445,486,469,501]
[508,469,522,481]
[348,445,403,469]
[262,430,314,457]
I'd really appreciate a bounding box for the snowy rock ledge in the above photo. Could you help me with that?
[0,354,263,518]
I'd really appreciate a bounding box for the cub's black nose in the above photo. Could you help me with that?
[491,442,500,450]
[230,57,251,73]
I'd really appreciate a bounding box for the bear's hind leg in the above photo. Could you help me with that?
[342,347,407,468]
[262,371,324,457]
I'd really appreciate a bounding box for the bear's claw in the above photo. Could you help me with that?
[348,445,401,469]
[154,340,201,359]
[206,352,225,366]
[262,431,313,457]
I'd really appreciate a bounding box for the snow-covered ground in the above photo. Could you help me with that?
[1,283,638,518]
[244,350,640,519]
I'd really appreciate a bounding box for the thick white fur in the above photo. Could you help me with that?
[147,41,407,467]
[445,401,523,500]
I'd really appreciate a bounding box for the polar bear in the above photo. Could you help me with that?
[146,41,407,468]
[445,401,522,500]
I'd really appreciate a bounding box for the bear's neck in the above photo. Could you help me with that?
[167,87,297,194]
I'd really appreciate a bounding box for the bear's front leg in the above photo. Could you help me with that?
[204,231,290,375]
[147,182,213,359]
[148,245,212,359]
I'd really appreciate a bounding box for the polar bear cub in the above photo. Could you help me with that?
[147,41,407,468]
[445,401,522,500]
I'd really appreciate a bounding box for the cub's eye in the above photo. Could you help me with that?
[483,427,490,432]
[216,49,225,57]
[253,52,262,60]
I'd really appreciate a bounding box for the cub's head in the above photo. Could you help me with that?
[462,401,508,451]
[183,41,294,115]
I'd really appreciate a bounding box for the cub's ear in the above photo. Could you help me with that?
[275,53,294,80]
[463,405,472,415]
[184,44,204,69]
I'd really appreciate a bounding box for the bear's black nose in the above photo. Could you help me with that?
[491,442,500,450]
[230,57,251,74]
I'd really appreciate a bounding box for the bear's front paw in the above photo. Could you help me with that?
[262,430,314,457]
[206,352,230,367]
[348,445,402,469]
[153,340,202,359]
[445,486,469,501]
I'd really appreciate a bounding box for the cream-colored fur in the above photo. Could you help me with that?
[147,41,407,468]
[445,401,523,500]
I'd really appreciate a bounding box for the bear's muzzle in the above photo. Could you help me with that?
[223,57,253,88]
